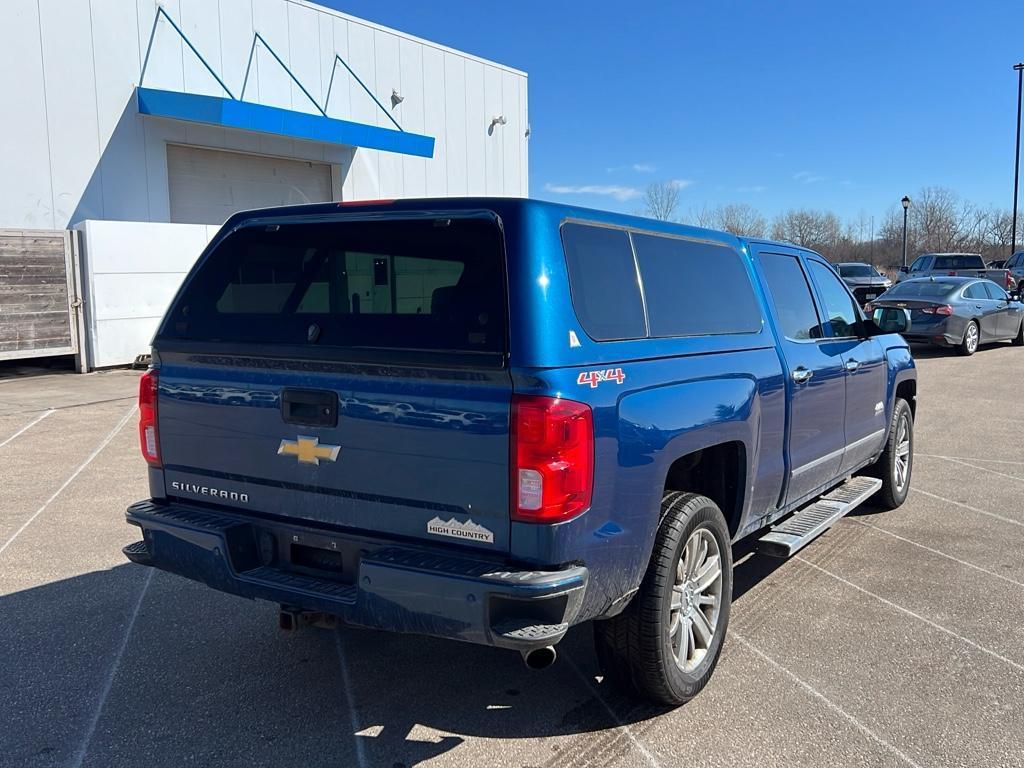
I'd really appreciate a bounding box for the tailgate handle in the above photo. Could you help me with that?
[281,389,338,428]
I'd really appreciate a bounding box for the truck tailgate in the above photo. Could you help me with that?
[158,355,512,551]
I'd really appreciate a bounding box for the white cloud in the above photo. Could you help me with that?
[668,179,694,189]
[794,171,826,184]
[545,182,642,202]
[738,185,767,193]
[604,162,657,174]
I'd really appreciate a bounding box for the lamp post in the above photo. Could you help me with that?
[901,196,910,268]
[1012,63,1024,256]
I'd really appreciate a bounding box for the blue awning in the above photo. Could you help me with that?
[136,87,435,158]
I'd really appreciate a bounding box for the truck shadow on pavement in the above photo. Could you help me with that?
[1,564,681,767]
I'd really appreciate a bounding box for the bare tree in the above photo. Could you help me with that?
[770,209,841,255]
[644,181,682,221]
[681,203,766,237]
[714,203,767,238]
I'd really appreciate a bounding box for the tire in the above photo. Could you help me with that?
[1013,319,1024,347]
[957,320,979,356]
[867,398,914,510]
[594,492,732,706]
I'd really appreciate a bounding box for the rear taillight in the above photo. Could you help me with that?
[511,395,593,523]
[139,370,160,466]
[1005,270,1014,289]
[921,304,954,316]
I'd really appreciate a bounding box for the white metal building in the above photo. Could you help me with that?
[0,0,528,368]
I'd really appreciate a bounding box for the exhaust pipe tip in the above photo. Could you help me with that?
[279,609,298,632]
[521,645,557,670]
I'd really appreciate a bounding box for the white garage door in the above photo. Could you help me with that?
[167,145,334,225]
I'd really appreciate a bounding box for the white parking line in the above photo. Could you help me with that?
[563,653,662,768]
[917,453,1024,466]
[920,455,1024,484]
[913,488,1024,528]
[70,568,153,768]
[732,633,924,768]
[334,631,370,768]
[851,519,1024,589]
[793,556,1024,674]
[0,408,54,449]
[0,404,136,558]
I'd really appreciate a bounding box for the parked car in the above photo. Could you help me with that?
[867,276,1024,355]
[123,198,917,706]
[835,262,892,305]
[1006,250,1024,294]
[896,252,1014,290]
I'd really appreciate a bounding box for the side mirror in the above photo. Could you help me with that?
[898,266,910,273]
[1010,291,1021,302]
[871,306,911,335]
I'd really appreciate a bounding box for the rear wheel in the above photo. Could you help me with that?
[957,320,979,356]
[1013,319,1024,346]
[594,492,732,706]
[868,398,914,510]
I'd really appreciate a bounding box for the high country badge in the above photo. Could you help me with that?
[426,516,495,544]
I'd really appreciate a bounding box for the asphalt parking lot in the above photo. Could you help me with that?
[2,345,1023,768]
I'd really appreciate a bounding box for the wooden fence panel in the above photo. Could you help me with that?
[0,229,80,361]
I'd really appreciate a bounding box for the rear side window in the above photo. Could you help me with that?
[981,281,1008,300]
[160,217,506,354]
[561,223,646,340]
[759,253,824,341]
[631,234,762,337]
[962,282,986,300]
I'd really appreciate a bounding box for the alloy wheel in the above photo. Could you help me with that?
[965,323,979,353]
[893,413,911,493]
[668,528,723,672]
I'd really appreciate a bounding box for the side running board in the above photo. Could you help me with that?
[758,476,883,558]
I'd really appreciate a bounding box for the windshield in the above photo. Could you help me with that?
[159,217,507,355]
[837,264,878,278]
[885,281,959,299]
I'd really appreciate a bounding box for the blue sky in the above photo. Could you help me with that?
[324,1,1024,224]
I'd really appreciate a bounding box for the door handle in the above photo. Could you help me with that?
[844,359,860,373]
[792,367,814,384]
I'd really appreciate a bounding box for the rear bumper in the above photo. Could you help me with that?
[124,500,587,651]
[904,316,960,346]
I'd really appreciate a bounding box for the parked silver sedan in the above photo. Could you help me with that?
[867,276,1024,356]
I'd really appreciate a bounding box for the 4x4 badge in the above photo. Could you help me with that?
[278,436,340,465]
[577,368,626,388]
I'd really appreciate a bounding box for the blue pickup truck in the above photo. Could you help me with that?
[124,198,917,705]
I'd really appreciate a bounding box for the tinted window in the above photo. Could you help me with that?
[838,264,875,277]
[807,260,860,338]
[561,223,647,340]
[632,234,762,337]
[886,281,958,298]
[160,218,506,354]
[933,255,985,270]
[759,253,824,341]
[909,256,929,271]
[981,281,1008,300]
[962,282,987,300]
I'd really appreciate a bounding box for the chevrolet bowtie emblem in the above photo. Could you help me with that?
[277,436,341,465]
